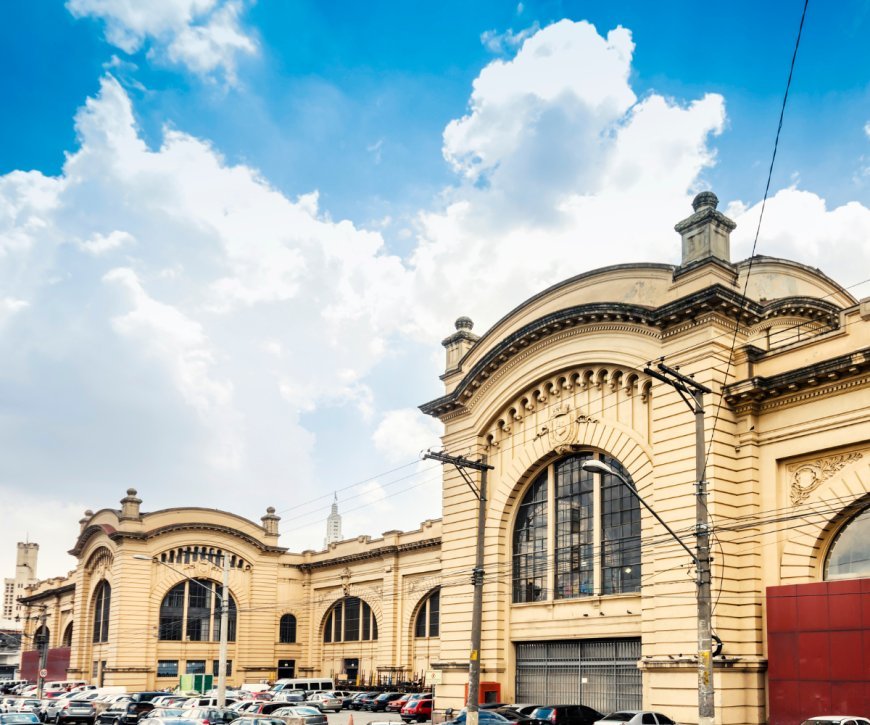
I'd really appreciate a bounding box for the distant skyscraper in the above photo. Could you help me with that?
[2,542,38,621]
[324,494,343,548]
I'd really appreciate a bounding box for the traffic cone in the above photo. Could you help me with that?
[348,714,354,725]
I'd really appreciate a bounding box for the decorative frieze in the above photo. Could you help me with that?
[788,452,864,505]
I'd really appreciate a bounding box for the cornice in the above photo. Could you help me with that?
[295,537,441,572]
[69,521,287,558]
[422,285,841,418]
[723,347,870,410]
[19,584,76,604]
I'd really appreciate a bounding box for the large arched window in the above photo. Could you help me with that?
[414,588,440,638]
[512,452,641,602]
[92,581,111,643]
[279,614,297,643]
[158,579,236,642]
[825,506,870,580]
[61,623,73,647]
[323,597,377,643]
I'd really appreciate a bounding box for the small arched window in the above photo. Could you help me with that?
[825,506,870,580]
[158,579,236,642]
[279,614,297,643]
[414,588,440,638]
[323,597,377,643]
[62,623,73,647]
[92,581,111,643]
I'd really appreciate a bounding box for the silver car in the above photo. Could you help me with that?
[269,706,326,725]
[302,695,341,714]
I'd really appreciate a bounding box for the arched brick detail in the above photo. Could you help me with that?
[779,455,870,584]
[314,593,383,640]
[405,586,440,640]
[492,420,655,537]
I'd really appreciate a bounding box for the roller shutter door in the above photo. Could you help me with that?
[515,638,641,714]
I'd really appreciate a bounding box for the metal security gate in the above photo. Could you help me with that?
[515,639,641,714]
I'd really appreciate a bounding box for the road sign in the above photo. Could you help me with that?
[39,669,48,678]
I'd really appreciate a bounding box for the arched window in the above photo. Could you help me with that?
[33,625,49,651]
[323,597,377,643]
[158,579,236,642]
[414,589,440,638]
[511,452,641,602]
[61,623,73,647]
[92,581,111,643]
[825,506,870,580]
[279,614,297,643]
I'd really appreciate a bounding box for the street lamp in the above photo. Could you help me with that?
[133,554,231,707]
[580,459,712,725]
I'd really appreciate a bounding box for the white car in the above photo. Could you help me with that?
[594,712,678,725]
[800,718,870,725]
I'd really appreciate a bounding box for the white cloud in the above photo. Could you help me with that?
[372,409,443,464]
[66,0,256,82]
[480,23,540,55]
[728,188,870,298]
[0,297,29,325]
[78,229,135,255]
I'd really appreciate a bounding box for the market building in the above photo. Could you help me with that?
[18,193,870,725]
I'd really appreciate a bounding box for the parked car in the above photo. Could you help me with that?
[269,706,326,725]
[325,693,353,710]
[400,697,433,723]
[531,706,603,725]
[57,694,105,725]
[366,693,404,712]
[96,697,159,725]
[230,719,285,725]
[348,694,377,711]
[180,708,238,725]
[387,695,411,713]
[800,719,870,725]
[181,700,237,711]
[0,700,20,715]
[301,695,340,714]
[490,708,544,724]
[505,707,542,717]
[12,702,42,716]
[593,714,678,725]
[0,715,41,725]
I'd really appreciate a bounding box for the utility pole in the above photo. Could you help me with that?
[643,362,714,725]
[216,553,230,708]
[423,450,493,725]
[35,607,48,700]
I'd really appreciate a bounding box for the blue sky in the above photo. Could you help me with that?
[1,0,868,582]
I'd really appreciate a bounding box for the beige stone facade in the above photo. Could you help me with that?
[18,193,870,724]
[19,494,441,691]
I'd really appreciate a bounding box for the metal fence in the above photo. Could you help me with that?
[515,638,641,714]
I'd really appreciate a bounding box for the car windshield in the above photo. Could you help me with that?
[531,710,553,719]
[2,717,40,724]
[601,715,637,721]
[289,708,320,716]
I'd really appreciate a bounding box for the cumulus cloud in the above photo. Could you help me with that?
[409,19,726,332]
[66,0,256,82]
[728,188,870,298]
[78,229,135,255]
[372,408,443,463]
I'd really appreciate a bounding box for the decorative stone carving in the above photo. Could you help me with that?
[340,567,352,595]
[788,452,863,505]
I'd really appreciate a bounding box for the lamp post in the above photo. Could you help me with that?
[133,554,231,706]
[33,607,49,700]
[580,459,712,725]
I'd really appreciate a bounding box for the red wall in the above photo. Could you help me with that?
[767,579,870,724]
[20,647,71,683]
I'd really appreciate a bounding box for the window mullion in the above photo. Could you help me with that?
[593,469,602,596]
[546,464,555,601]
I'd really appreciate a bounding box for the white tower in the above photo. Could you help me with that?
[324,494,343,548]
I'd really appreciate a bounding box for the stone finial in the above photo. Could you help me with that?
[79,510,94,533]
[261,506,280,536]
[119,488,142,520]
[675,191,736,267]
[442,315,480,373]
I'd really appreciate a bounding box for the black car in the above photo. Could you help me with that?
[366,693,404,712]
[348,694,378,711]
[529,706,602,725]
[96,694,166,725]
